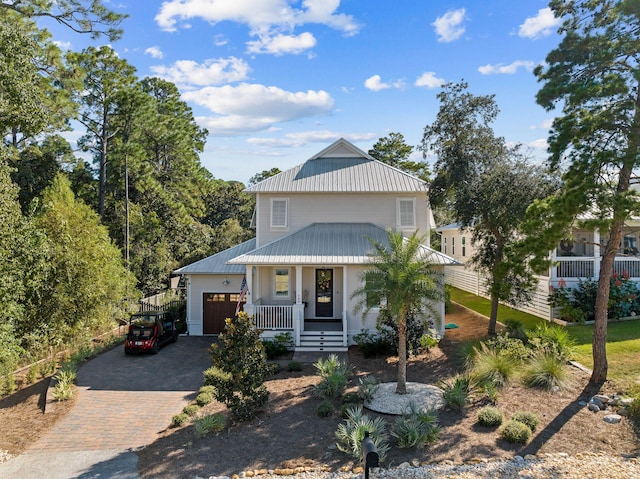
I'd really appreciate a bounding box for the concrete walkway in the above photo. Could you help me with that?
[0,336,214,479]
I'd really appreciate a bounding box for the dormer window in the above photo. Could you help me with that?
[397,198,416,229]
[271,198,288,228]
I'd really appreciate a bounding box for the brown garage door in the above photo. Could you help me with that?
[203,293,244,334]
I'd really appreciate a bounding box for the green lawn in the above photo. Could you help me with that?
[448,286,640,392]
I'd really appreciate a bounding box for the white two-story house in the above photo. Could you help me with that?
[175,139,458,351]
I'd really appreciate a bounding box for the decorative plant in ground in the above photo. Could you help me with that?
[312,354,349,399]
[335,405,390,462]
[204,312,270,421]
[391,402,440,448]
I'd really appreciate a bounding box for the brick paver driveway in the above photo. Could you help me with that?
[32,336,214,452]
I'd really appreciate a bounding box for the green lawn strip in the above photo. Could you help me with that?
[448,286,640,392]
[448,286,545,330]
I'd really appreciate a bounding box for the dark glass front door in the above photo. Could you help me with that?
[315,268,333,317]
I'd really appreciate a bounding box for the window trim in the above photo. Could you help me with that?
[462,236,466,257]
[396,197,416,229]
[270,197,289,228]
[274,268,290,299]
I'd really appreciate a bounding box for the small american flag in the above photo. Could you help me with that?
[236,276,248,315]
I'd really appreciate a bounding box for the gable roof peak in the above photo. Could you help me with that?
[309,138,374,160]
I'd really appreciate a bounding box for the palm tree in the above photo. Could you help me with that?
[352,230,442,394]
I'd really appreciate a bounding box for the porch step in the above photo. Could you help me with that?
[298,330,347,352]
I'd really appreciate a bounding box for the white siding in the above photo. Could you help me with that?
[256,192,431,246]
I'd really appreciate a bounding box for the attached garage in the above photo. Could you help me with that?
[174,239,255,336]
[203,292,245,334]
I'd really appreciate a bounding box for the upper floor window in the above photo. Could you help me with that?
[275,268,290,298]
[397,198,416,229]
[452,237,455,256]
[462,236,466,257]
[443,236,447,255]
[271,198,288,228]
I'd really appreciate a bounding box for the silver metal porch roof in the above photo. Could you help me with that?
[173,238,256,274]
[227,223,461,266]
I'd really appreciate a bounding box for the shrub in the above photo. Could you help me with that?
[500,419,532,444]
[440,375,473,410]
[171,413,190,427]
[316,401,334,417]
[194,413,226,438]
[483,334,531,362]
[391,403,440,448]
[205,312,271,421]
[269,362,282,375]
[52,366,77,401]
[419,329,440,352]
[314,354,349,378]
[353,329,393,358]
[527,322,575,361]
[357,375,378,402]
[342,392,360,405]
[470,345,519,389]
[335,405,389,462]
[522,352,569,390]
[512,411,540,432]
[504,319,527,340]
[288,361,303,372]
[377,307,430,356]
[444,285,453,313]
[195,391,214,407]
[313,371,347,399]
[199,385,216,395]
[183,405,200,417]
[26,364,39,385]
[262,332,293,359]
[476,406,503,427]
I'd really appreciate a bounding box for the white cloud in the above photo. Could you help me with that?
[155,0,360,54]
[528,138,548,150]
[415,72,445,89]
[247,31,317,55]
[144,46,164,59]
[248,130,376,148]
[183,83,334,135]
[432,8,466,43]
[478,60,535,75]
[364,74,404,92]
[529,119,554,130]
[519,8,560,39]
[53,40,72,50]
[150,57,250,87]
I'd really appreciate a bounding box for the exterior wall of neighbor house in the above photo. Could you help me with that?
[440,226,552,320]
[184,273,246,335]
[255,192,431,247]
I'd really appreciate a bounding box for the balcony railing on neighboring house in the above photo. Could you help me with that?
[252,305,294,330]
[555,257,640,279]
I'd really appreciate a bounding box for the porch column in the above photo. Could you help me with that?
[295,265,303,347]
[342,266,348,347]
[550,243,558,281]
[244,265,255,318]
[593,229,601,280]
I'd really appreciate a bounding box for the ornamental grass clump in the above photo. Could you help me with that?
[440,374,473,410]
[522,352,570,391]
[335,405,389,462]
[194,413,226,438]
[52,366,77,401]
[470,344,520,389]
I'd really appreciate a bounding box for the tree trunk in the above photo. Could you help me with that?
[488,293,500,336]
[487,234,504,335]
[395,311,407,394]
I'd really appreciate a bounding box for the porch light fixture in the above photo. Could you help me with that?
[222,277,230,285]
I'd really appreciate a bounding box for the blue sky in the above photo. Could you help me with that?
[50,0,563,184]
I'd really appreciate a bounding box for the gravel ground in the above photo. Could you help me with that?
[201,453,640,479]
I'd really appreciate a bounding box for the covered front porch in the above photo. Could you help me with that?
[242,265,350,351]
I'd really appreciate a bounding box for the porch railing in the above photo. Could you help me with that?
[555,257,640,279]
[253,305,294,330]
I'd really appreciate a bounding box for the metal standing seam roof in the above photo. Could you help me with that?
[173,238,256,274]
[226,223,461,266]
[245,158,428,194]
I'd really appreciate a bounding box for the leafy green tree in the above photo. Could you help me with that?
[70,45,137,218]
[205,312,271,420]
[352,230,442,394]
[248,167,281,186]
[0,0,125,41]
[34,174,134,347]
[421,82,557,335]
[523,0,640,385]
[368,132,430,182]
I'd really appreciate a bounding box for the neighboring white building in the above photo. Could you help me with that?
[175,138,459,351]
[437,222,640,321]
